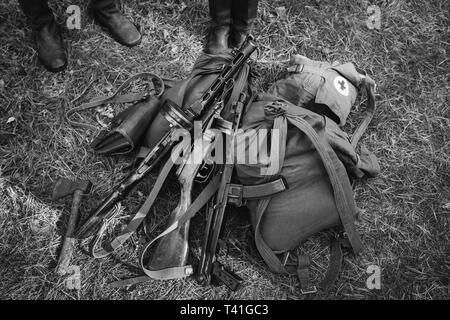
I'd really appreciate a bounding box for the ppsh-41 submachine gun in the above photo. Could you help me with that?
[74,36,258,240]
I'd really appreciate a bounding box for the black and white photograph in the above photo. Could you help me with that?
[0,0,448,306]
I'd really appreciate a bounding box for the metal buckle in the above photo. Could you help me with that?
[227,184,244,207]
[281,251,298,275]
[295,64,305,73]
[195,162,215,184]
[300,285,318,295]
[287,64,305,73]
[212,261,242,291]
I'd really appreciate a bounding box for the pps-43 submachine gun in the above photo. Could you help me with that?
[196,91,250,291]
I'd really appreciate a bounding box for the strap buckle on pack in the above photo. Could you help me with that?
[282,252,317,295]
[227,184,246,207]
[227,177,289,207]
[287,64,305,73]
[297,255,317,295]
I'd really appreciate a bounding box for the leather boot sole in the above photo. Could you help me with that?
[39,58,68,73]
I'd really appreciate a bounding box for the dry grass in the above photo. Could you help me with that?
[0,0,449,300]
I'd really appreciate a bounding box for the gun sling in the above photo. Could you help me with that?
[66,72,167,131]
[106,175,288,287]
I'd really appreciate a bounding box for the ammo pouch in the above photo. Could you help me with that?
[67,73,169,156]
[91,96,160,155]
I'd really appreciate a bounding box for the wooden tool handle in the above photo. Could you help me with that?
[56,189,83,275]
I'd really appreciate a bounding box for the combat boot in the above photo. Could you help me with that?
[34,20,68,72]
[205,0,232,54]
[229,0,258,49]
[19,0,67,72]
[91,0,141,47]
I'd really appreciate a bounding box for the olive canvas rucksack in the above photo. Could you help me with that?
[234,54,379,293]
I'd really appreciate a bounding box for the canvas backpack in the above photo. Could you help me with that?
[233,54,379,293]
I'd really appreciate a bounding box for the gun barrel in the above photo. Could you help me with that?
[189,37,257,116]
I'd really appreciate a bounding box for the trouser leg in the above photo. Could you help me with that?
[18,0,53,29]
[205,0,232,54]
[18,0,67,72]
[230,0,258,48]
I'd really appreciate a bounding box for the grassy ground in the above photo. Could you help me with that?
[0,0,448,300]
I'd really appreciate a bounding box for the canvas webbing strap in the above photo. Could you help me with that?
[289,117,362,254]
[108,172,222,287]
[224,64,250,116]
[350,74,376,147]
[296,255,316,294]
[66,72,166,131]
[107,174,287,287]
[231,178,288,200]
[320,236,344,292]
[284,235,343,294]
[90,156,175,259]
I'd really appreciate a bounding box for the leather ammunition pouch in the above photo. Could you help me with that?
[67,73,169,155]
[91,96,161,155]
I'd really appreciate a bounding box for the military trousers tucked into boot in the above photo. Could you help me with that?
[18,0,67,72]
[205,0,259,54]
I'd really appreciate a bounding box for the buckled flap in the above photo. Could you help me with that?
[314,69,358,125]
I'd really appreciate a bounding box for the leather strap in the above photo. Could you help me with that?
[285,236,343,294]
[66,72,166,130]
[241,178,287,199]
[297,255,317,294]
[227,177,288,206]
[320,236,343,292]
[91,155,175,258]
[108,172,222,287]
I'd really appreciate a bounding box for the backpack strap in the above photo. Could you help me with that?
[223,63,250,118]
[252,103,363,292]
[285,234,346,294]
[350,74,376,147]
[108,171,223,287]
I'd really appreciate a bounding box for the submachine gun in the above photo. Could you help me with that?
[74,36,257,241]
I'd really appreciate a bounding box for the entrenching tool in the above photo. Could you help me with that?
[52,178,92,275]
